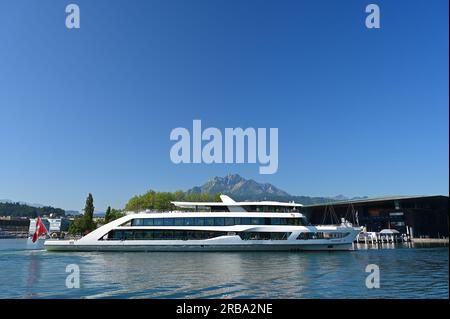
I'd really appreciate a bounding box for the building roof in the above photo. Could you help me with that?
[303,195,448,208]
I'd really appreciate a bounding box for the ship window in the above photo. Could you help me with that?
[127,216,305,228]
[162,231,173,239]
[134,230,145,239]
[124,230,133,240]
[271,218,281,225]
[195,217,205,226]
[239,232,291,240]
[153,219,164,226]
[323,232,350,239]
[106,230,228,240]
[250,218,262,225]
[143,219,154,226]
[153,230,163,239]
[163,218,174,226]
[296,232,348,240]
[143,230,153,239]
[110,230,124,240]
[131,219,144,226]
[214,217,225,226]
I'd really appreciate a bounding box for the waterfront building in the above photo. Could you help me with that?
[303,195,449,239]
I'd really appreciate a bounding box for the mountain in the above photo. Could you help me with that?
[64,210,104,217]
[64,210,81,216]
[186,174,363,205]
[187,174,290,200]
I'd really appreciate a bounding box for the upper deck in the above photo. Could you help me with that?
[171,195,302,213]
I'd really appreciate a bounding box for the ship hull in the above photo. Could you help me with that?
[44,241,354,252]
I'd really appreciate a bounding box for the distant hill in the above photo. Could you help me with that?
[64,210,81,216]
[0,201,65,218]
[0,199,45,208]
[186,174,367,205]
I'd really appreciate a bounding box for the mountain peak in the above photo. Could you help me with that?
[187,174,290,200]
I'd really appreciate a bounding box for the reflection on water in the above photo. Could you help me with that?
[26,253,41,294]
[0,239,448,299]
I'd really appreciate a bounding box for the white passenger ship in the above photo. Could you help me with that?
[44,195,361,252]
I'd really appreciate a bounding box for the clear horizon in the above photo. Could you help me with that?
[1,0,448,211]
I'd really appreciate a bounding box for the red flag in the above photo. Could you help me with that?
[32,217,48,243]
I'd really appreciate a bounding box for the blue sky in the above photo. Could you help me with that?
[0,0,448,211]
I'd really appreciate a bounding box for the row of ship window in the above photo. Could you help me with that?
[129,217,306,227]
[106,230,350,241]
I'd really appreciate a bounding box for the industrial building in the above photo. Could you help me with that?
[303,195,449,239]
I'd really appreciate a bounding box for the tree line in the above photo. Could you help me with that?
[0,202,65,218]
[124,190,221,212]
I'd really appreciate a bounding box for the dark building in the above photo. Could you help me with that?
[303,195,449,238]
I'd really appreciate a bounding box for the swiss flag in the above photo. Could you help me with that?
[32,217,48,243]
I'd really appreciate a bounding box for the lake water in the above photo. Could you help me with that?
[0,239,447,299]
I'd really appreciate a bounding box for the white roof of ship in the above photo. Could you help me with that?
[171,195,302,208]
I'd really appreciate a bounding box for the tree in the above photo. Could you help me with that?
[103,206,124,223]
[81,193,95,233]
[104,206,112,223]
[107,208,125,223]
[84,193,94,221]
[68,215,88,235]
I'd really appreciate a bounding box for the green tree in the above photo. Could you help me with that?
[84,193,94,221]
[68,215,89,235]
[78,193,96,234]
[104,207,124,223]
[124,190,221,212]
[104,206,112,223]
